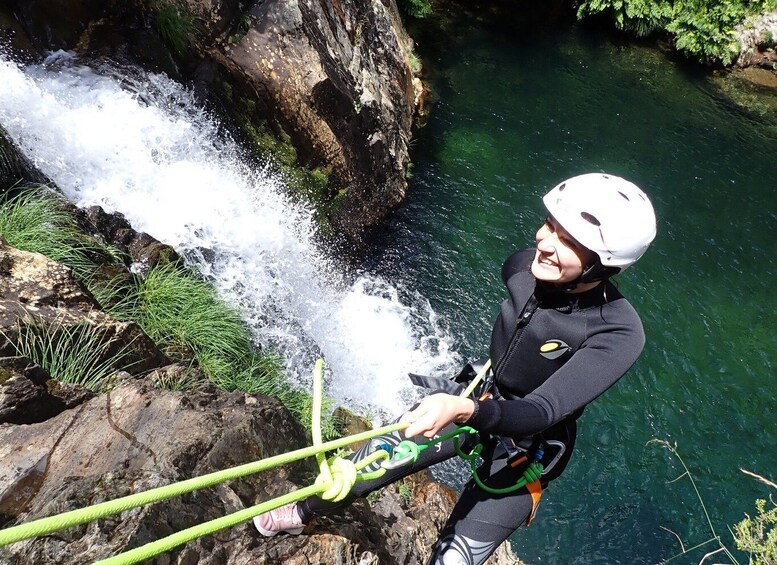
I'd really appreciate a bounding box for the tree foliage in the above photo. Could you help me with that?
[577,0,777,65]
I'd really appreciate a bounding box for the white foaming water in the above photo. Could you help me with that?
[0,52,460,417]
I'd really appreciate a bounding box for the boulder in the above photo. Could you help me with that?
[0,356,94,425]
[83,205,182,270]
[736,12,777,71]
[0,125,50,195]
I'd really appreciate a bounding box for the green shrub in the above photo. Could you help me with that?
[398,0,432,19]
[577,0,776,65]
[577,0,672,38]
[734,498,777,564]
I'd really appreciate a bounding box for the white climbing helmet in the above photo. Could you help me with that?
[542,173,656,272]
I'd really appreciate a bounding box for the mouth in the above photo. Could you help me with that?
[537,254,558,268]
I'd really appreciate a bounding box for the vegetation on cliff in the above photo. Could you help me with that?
[577,0,777,65]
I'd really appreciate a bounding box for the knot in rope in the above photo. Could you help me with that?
[315,457,358,502]
[522,462,543,484]
[393,440,421,462]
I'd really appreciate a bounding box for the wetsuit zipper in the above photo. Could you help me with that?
[493,294,540,383]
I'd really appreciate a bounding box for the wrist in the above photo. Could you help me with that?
[454,397,476,424]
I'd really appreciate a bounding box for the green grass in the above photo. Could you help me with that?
[0,188,108,282]
[1,187,340,437]
[6,317,137,391]
[154,1,197,55]
[397,479,413,506]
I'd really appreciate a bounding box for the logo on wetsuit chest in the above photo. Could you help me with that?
[539,339,572,360]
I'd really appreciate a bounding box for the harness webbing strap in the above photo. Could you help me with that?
[526,481,543,526]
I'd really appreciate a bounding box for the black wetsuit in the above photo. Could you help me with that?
[300,249,645,564]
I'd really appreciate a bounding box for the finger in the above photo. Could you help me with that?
[404,416,428,438]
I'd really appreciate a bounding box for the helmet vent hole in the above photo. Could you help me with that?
[581,212,601,226]
[558,183,566,191]
[618,191,630,201]
[602,175,610,179]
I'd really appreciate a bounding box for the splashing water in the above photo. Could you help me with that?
[0,52,459,417]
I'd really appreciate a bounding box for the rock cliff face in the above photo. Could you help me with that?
[2,0,421,244]
[204,0,420,241]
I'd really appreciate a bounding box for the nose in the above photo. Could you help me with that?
[536,232,559,253]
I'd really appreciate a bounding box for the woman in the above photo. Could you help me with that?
[255,173,657,564]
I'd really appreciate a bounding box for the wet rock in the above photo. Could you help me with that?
[0,124,50,195]
[84,205,182,269]
[0,356,94,424]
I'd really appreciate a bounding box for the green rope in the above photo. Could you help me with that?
[0,356,511,562]
[95,450,391,565]
[0,367,407,549]
[395,426,543,495]
[468,458,543,495]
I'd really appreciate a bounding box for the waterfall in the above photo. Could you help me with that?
[0,51,460,418]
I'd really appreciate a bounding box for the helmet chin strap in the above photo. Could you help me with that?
[558,259,620,293]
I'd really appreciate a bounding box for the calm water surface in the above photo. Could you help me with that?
[367,13,777,564]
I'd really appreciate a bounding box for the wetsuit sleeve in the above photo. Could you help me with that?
[467,304,645,438]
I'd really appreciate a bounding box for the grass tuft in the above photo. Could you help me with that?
[6,316,136,391]
[155,1,197,55]
[0,188,109,282]
[102,263,338,436]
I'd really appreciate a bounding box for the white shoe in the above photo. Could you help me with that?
[253,502,305,537]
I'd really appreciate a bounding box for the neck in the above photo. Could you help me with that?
[564,280,603,294]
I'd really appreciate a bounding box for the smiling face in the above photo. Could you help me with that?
[531,216,598,288]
